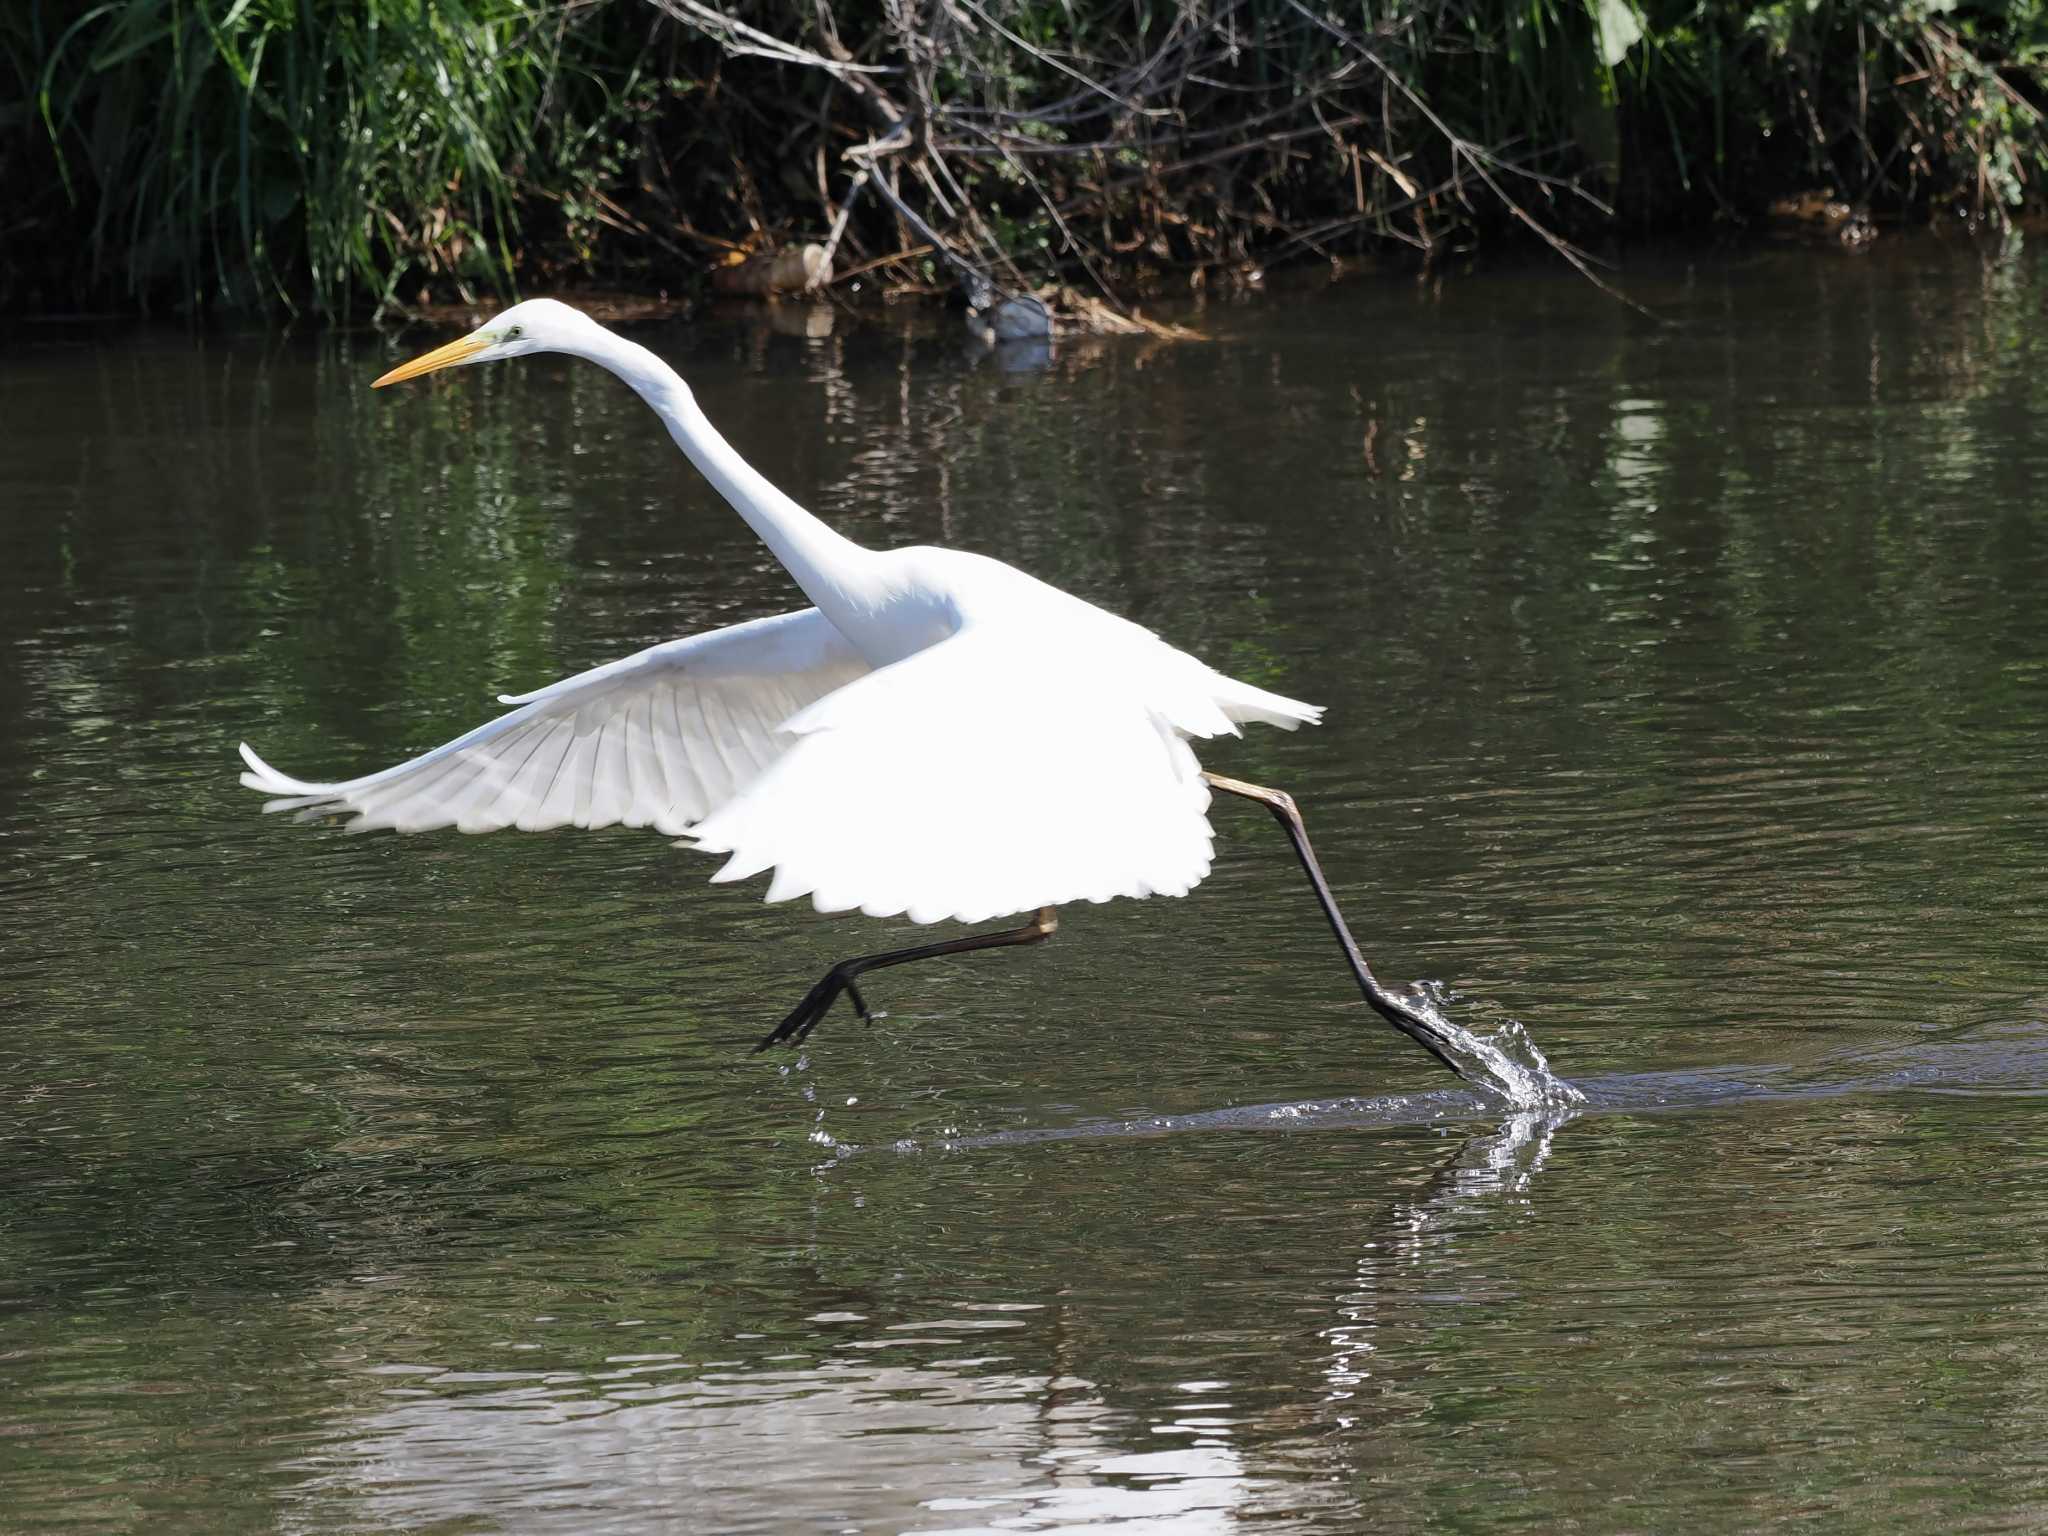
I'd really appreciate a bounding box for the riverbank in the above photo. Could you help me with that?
[8,1,2048,321]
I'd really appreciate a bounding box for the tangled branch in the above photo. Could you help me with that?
[641,0,1625,316]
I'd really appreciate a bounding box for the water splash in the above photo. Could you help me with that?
[781,1051,861,1164]
[808,1107,859,1164]
[1401,981,1585,1110]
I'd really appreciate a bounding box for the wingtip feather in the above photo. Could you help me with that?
[237,741,309,795]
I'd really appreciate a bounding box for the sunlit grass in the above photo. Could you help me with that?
[20,0,643,315]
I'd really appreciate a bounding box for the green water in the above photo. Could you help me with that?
[5,243,2048,1533]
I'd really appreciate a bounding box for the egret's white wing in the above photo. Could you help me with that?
[686,623,1225,925]
[238,608,869,835]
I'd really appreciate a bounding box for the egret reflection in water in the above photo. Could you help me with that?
[284,1100,1572,1536]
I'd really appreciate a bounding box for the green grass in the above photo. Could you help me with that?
[17,0,646,315]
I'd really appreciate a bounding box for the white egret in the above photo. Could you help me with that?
[237,299,1463,1075]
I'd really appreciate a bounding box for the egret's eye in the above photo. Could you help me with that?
[506,324,524,340]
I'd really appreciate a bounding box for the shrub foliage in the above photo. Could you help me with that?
[6,0,2048,316]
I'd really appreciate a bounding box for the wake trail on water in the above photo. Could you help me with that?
[794,1023,2048,1163]
[790,983,1586,1165]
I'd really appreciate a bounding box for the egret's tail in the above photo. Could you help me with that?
[1211,677,1324,731]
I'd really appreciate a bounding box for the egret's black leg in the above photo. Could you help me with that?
[841,979,872,1022]
[754,907,1059,1053]
[1203,772,1464,1080]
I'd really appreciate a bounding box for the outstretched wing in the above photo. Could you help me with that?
[685,622,1226,925]
[238,608,869,835]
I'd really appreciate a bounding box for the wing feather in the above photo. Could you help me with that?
[238,608,870,835]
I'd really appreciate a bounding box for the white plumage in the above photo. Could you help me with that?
[240,608,868,837]
[238,299,1321,927]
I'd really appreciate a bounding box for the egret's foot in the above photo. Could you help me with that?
[752,908,1054,1056]
[754,966,869,1053]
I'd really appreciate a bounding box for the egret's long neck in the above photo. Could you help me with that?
[578,331,876,617]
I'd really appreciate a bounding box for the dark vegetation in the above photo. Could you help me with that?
[6,0,2048,318]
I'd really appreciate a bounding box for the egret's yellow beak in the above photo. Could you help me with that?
[373,333,492,388]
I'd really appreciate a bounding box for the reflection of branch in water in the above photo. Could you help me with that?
[1321,1107,1577,1408]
